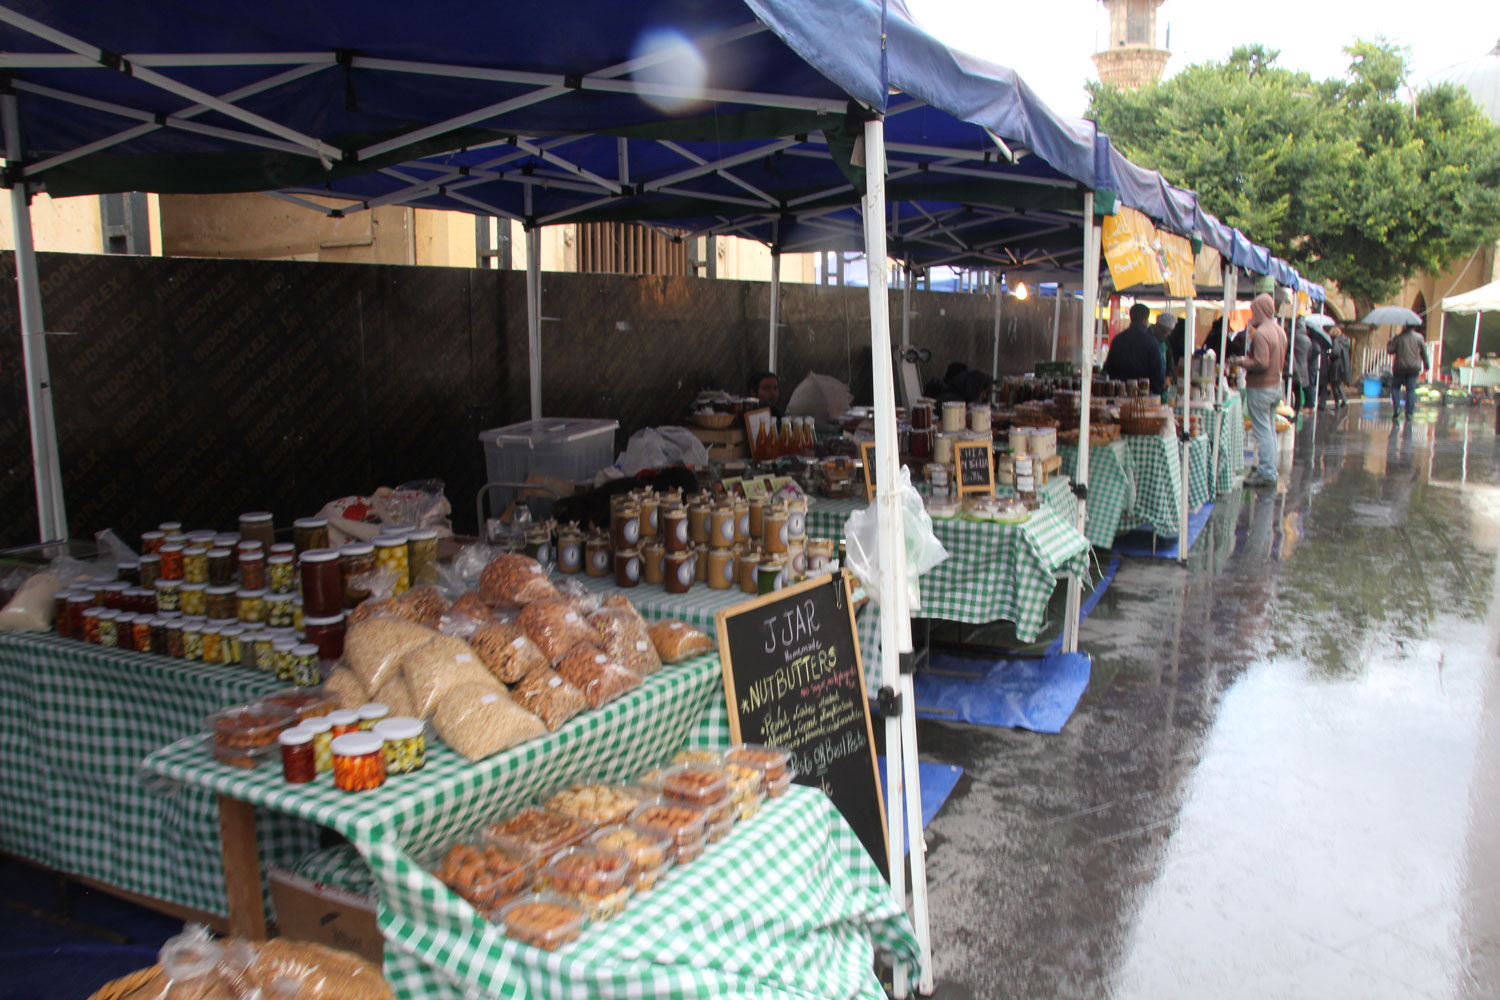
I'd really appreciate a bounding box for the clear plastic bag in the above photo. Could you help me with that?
[842,465,949,610]
[470,622,549,684]
[554,644,640,709]
[646,620,714,663]
[433,681,546,760]
[518,600,603,663]
[371,478,449,531]
[343,615,437,692]
[453,543,498,589]
[511,666,588,731]
[401,634,496,718]
[152,924,227,999]
[0,569,60,631]
[479,554,560,606]
[589,606,662,677]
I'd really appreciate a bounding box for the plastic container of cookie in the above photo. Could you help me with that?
[542,783,646,828]
[205,701,298,768]
[674,828,709,865]
[496,891,588,951]
[587,823,672,873]
[722,761,767,820]
[430,839,532,912]
[660,763,729,807]
[724,743,794,785]
[482,807,594,866]
[628,796,707,848]
[538,847,634,921]
[705,812,736,844]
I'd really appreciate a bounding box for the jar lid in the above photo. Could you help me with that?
[158,522,183,532]
[239,549,265,561]
[266,591,294,603]
[187,530,217,541]
[239,512,273,524]
[372,716,423,740]
[357,702,389,720]
[340,542,375,556]
[159,543,184,555]
[303,614,345,626]
[291,643,319,657]
[200,624,221,636]
[272,637,298,650]
[183,546,208,556]
[278,727,313,747]
[269,543,295,555]
[154,579,180,590]
[237,540,264,551]
[299,548,338,564]
[236,588,269,599]
[616,547,639,556]
[139,553,161,564]
[99,581,128,592]
[407,528,438,540]
[267,554,293,565]
[141,530,165,541]
[206,585,237,595]
[294,517,329,529]
[371,534,405,547]
[117,559,140,570]
[220,626,245,638]
[116,612,137,624]
[327,709,360,726]
[207,548,231,558]
[331,732,382,757]
[180,582,206,592]
[181,621,202,633]
[213,533,240,546]
[301,716,333,734]
[145,616,165,626]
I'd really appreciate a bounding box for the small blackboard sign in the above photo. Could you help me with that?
[715,571,889,878]
[859,440,877,497]
[954,440,994,496]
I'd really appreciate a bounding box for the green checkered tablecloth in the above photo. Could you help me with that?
[1187,434,1212,510]
[1212,395,1246,494]
[0,631,320,916]
[1038,475,1079,526]
[1059,440,1135,549]
[1121,430,1183,537]
[142,654,918,1000]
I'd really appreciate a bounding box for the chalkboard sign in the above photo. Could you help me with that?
[715,571,889,878]
[954,440,994,496]
[859,441,877,497]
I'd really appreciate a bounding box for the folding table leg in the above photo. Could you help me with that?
[218,795,267,940]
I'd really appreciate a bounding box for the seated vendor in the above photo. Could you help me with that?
[1103,303,1166,396]
[748,369,783,417]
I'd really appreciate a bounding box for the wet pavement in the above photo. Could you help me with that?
[918,399,1500,999]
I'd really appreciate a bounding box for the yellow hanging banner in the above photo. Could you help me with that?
[1101,206,1164,291]
[1160,232,1196,298]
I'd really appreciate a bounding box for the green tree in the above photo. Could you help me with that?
[1086,41,1500,315]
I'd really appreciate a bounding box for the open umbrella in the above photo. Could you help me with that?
[1300,318,1333,351]
[1302,314,1336,330]
[1362,306,1423,326]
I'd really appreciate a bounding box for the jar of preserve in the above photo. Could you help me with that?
[290,643,319,686]
[709,505,734,550]
[140,530,165,554]
[267,554,295,594]
[279,727,315,784]
[114,613,137,650]
[181,622,204,661]
[739,549,761,594]
[250,632,276,672]
[372,716,426,774]
[372,535,410,595]
[200,624,223,664]
[116,559,140,586]
[614,547,641,588]
[149,616,169,655]
[238,511,275,549]
[303,614,346,661]
[66,594,91,637]
[662,507,689,553]
[219,625,245,666]
[271,637,299,683]
[96,609,120,647]
[129,587,157,614]
[137,554,162,588]
[521,525,550,567]
[611,502,642,551]
[238,550,266,590]
[694,544,709,583]
[357,702,389,731]
[762,509,788,553]
[331,733,386,792]
[338,542,375,608]
[293,517,330,554]
[748,498,767,539]
[687,501,711,545]
[556,528,583,574]
[204,585,237,621]
[264,591,294,628]
[304,715,334,773]
[235,588,266,625]
[97,581,129,609]
[642,541,665,585]
[911,399,933,431]
[53,591,76,638]
[585,535,610,578]
[327,709,361,739]
[638,494,659,538]
[181,547,209,584]
[664,550,694,594]
[164,618,186,658]
[708,548,734,590]
[179,582,207,618]
[154,578,182,614]
[407,528,440,585]
[299,549,342,617]
[786,497,808,540]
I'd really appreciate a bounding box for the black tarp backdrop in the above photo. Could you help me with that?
[0,251,1076,547]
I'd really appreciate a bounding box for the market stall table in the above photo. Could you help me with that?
[1187,434,1212,511]
[1212,395,1247,494]
[141,654,917,1000]
[1061,428,1185,547]
[0,630,319,922]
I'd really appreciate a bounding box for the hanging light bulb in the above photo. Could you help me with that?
[1013,281,1029,301]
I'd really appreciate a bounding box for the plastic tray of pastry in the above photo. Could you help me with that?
[765,771,794,798]
[261,686,338,722]
[722,761,766,820]
[705,812,736,844]
[673,828,709,865]
[724,744,793,786]
[543,783,646,828]
[587,823,672,876]
[628,796,708,848]
[496,891,588,951]
[483,807,594,865]
[670,747,723,766]
[537,847,634,921]
[431,839,532,912]
[205,701,298,768]
[660,763,729,807]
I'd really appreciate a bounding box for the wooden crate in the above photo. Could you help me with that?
[691,425,748,460]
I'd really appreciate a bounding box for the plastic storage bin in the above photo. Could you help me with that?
[479,418,619,518]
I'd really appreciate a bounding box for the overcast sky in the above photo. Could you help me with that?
[903,0,1497,118]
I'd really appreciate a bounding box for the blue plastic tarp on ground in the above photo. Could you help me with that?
[913,651,1091,733]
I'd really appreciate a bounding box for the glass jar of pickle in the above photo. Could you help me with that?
[303,715,334,773]
[267,554,295,594]
[237,588,268,624]
[140,530,165,554]
[182,547,209,584]
[200,624,223,664]
[154,578,181,614]
[327,708,361,739]
[331,732,386,792]
[293,517,330,554]
[131,614,154,652]
[138,554,162,588]
[585,534,610,578]
[289,643,320,686]
[264,591,294,628]
[238,550,266,590]
[158,545,185,581]
[204,585,237,621]
[407,528,440,585]
[279,727,316,784]
[219,625,245,666]
[338,542,375,608]
[372,535,410,595]
[179,582,207,617]
[372,716,425,774]
[206,549,233,587]
[112,612,135,649]
[557,527,582,574]
[181,622,204,661]
[165,618,186,658]
[250,632,277,672]
[272,637,299,682]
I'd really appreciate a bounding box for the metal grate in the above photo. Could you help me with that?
[576,222,690,276]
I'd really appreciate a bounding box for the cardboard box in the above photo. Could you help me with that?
[269,867,383,964]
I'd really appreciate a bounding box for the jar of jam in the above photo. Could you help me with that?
[52,591,75,637]
[687,501,711,545]
[739,549,761,593]
[267,554,295,594]
[137,554,162,587]
[304,716,334,773]
[748,498,767,540]
[664,551,694,594]
[149,616,169,655]
[165,618,186,658]
[116,559,140,586]
[181,622,204,661]
[611,502,642,551]
[239,549,266,590]
[296,548,342,616]
[290,643,320,686]
[264,591,294,628]
[236,588,267,624]
[201,624,223,664]
[407,528,439,585]
[708,548,734,590]
[158,544,185,581]
[114,613,136,650]
[204,585,236,620]
[786,498,808,540]
[303,614,346,661]
[293,517,330,554]
[338,542,375,608]
[239,512,275,549]
[278,727,315,783]
[372,716,426,774]
[733,501,750,544]
[357,702,389,731]
[181,547,209,584]
[709,505,735,550]
[639,494,659,538]
[154,578,181,614]
[763,508,788,553]
[641,541,665,585]
[557,528,583,574]
[219,625,245,666]
[372,535,410,595]
[662,507,689,553]
[97,581,129,609]
[126,587,156,614]
[614,547,641,588]
[331,732,386,792]
[327,709,361,738]
[694,544,709,583]
[179,582,207,617]
[808,538,835,573]
[140,530,165,554]
[585,535,610,578]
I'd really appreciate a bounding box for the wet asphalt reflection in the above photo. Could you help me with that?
[918,399,1500,1000]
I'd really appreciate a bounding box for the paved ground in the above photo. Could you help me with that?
[917,399,1500,999]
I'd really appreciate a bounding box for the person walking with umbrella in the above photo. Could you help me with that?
[1327,326,1351,408]
[1386,323,1429,421]
[1291,319,1313,416]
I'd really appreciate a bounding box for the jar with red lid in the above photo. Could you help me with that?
[331,732,386,792]
[238,550,266,590]
[338,543,375,608]
[279,727,316,784]
[239,512,275,549]
[159,545,185,581]
[299,549,342,617]
[613,547,641,588]
[303,614,346,661]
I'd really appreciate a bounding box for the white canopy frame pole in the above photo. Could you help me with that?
[1433,310,1446,385]
[1064,193,1099,655]
[4,92,65,541]
[525,226,542,421]
[901,263,913,349]
[991,273,1003,380]
[1049,282,1064,361]
[860,115,932,998]
[1471,313,1482,369]
[1210,267,1235,494]
[1178,299,1195,564]
[768,245,782,373]
[1283,291,1296,405]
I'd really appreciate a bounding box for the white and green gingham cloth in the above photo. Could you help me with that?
[1213,396,1247,494]
[1059,440,1134,549]
[1187,434,1212,510]
[142,655,918,999]
[0,631,320,916]
[1121,430,1184,537]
